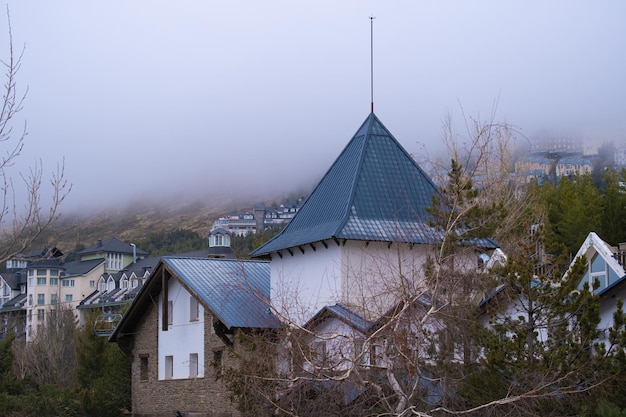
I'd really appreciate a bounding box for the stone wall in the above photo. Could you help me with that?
[130,303,241,417]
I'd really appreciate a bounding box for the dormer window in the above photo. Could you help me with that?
[98,277,106,292]
[210,230,231,248]
[106,252,123,270]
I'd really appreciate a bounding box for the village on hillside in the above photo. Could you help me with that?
[2,111,626,417]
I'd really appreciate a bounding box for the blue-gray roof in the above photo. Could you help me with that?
[304,304,374,333]
[77,237,149,256]
[111,257,281,342]
[162,257,280,329]
[251,113,442,256]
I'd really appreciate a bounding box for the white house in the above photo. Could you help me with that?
[110,256,280,417]
[567,232,626,348]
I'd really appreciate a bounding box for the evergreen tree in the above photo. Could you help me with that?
[599,169,626,246]
[463,228,611,416]
[75,311,131,417]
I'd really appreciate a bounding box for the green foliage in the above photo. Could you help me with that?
[75,311,131,417]
[596,400,626,417]
[231,226,284,259]
[137,228,205,256]
[465,227,612,415]
[0,334,24,395]
[532,169,626,256]
[599,169,626,246]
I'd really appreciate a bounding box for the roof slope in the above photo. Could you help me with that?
[251,113,441,256]
[111,257,280,342]
[568,232,626,296]
[162,257,279,328]
[77,237,149,256]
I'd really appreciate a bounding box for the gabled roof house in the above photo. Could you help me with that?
[110,257,280,417]
[567,232,626,348]
[78,237,148,273]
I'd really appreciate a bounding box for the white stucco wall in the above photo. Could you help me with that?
[597,285,626,349]
[305,317,366,373]
[341,241,432,318]
[270,239,487,323]
[270,241,341,324]
[158,279,205,379]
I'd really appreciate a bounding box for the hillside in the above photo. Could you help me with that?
[35,189,308,256]
[39,197,245,255]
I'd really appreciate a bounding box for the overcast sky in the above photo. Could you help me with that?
[1,1,625,213]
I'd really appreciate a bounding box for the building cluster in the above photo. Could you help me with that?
[105,112,626,417]
[3,112,625,417]
[514,135,626,185]
[0,229,235,341]
[210,198,305,236]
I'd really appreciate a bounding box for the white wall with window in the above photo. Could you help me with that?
[158,279,205,380]
[106,252,123,271]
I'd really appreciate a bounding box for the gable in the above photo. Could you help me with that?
[578,251,625,295]
[571,232,626,295]
[111,257,280,343]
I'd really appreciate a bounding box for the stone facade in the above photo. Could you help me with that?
[130,302,240,417]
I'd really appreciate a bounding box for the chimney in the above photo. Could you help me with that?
[253,205,266,233]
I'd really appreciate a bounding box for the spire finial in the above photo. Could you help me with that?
[370,16,375,114]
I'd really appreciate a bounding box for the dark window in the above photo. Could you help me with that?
[139,354,149,381]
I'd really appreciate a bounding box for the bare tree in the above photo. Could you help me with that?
[0,10,70,263]
[12,304,77,388]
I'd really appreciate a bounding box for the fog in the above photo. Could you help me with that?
[2,1,625,214]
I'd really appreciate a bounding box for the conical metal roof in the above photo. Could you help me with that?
[251,113,443,256]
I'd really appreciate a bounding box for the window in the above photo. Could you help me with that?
[369,344,383,366]
[98,278,106,292]
[50,278,58,286]
[354,338,366,364]
[311,341,327,364]
[189,296,199,321]
[65,294,73,302]
[37,309,45,321]
[165,355,173,379]
[189,353,198,378]
[51,294,57,305]
[212,349,223,375]
[37,277,46,285]
[107,278,115,292]
[62,279,75,287]
[89,280,95,288]
[106,252,123,270]
[37,294,45,305]
[140,354,149,381]
[131,279,138,289]
[28,294,32,306]
[167,301,173,325]
[36,269,46,277]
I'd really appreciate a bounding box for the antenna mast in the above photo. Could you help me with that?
[370,16,375,113]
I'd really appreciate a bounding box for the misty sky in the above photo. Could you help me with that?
[1,1,625,213]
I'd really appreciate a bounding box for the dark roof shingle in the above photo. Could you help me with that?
[251,113,441,256]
